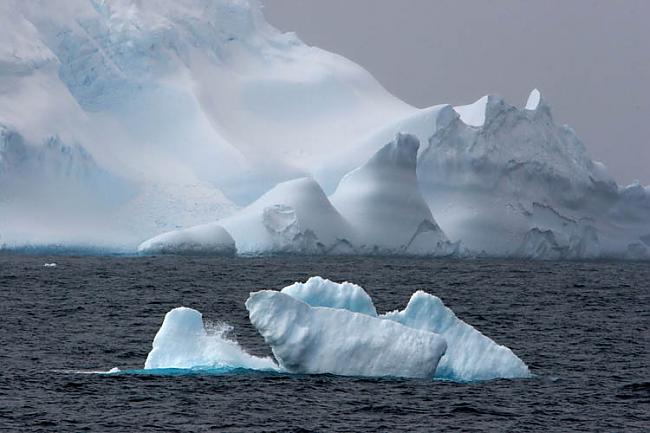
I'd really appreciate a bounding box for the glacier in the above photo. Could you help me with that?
[0,0,648,259]
[143,277,530,381]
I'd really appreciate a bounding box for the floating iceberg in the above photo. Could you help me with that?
[246,290,446,379]
[279,277,530,381]
[143,277,530,381]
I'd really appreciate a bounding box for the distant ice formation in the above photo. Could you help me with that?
[137,224,235,256]
[1,0,648,259]
[139,134,461,256]
[144,277,530,381]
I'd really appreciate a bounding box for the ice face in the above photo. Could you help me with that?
[245,290,447,379]
[382,291,531,381]
[144,307,278,371]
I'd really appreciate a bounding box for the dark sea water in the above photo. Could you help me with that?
[0,255,648,432]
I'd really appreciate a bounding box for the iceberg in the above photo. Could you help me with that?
[144,307,278,371]
[245,290,447,379]
[142,277,530,381]
[139,134,459,256]
[1,0,647,259]
[278,277,530,381]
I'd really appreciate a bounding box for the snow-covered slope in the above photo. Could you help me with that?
[218,177,351,255]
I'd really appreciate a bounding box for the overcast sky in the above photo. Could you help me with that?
[262,0,649,186]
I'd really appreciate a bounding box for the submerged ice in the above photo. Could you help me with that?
[144,277,530,381]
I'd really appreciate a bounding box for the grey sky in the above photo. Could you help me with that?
[262,0,649,186]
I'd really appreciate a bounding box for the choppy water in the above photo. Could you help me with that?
[0,255,648,432]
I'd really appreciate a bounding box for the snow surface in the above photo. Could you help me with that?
[218,177,351,255]
[144,307,278,371]
[245,290,447,379]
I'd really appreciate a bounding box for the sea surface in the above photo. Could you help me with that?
[0,255,648,432]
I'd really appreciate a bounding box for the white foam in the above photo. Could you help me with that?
[144,307,278,371]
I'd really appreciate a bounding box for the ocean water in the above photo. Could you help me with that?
[0,255,648,432]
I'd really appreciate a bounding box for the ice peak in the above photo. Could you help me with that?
[454,94,507,127]
[365,132,420,171]
[525,88,542,110]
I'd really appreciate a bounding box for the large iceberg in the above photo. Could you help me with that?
[1,0,648,259]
